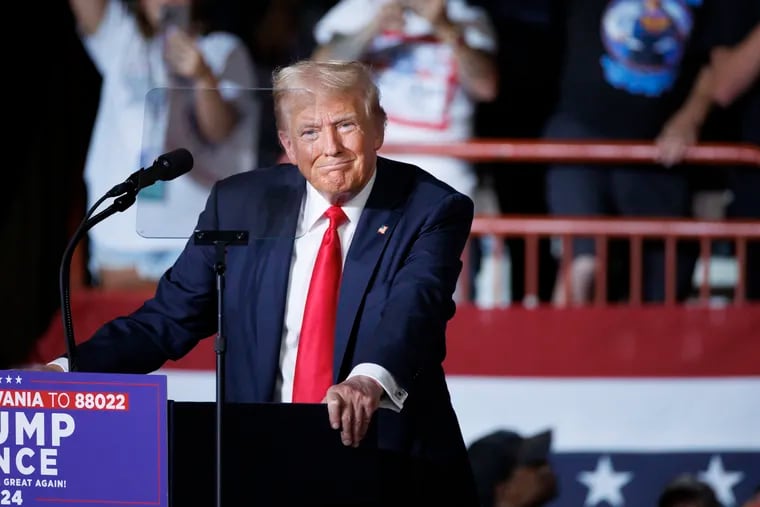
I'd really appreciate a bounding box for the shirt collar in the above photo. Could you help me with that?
[302,168,377,233]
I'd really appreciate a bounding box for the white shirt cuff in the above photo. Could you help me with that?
[348,362,408,412]
[49,357,70,372]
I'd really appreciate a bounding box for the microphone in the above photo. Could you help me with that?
[106,148,194,197]
[60,148,193,372]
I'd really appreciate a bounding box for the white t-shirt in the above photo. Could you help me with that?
[81,0,259,251]
[314,0,497,197]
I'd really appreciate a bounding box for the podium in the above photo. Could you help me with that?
[168,401,459,507]
[0,370,473,506]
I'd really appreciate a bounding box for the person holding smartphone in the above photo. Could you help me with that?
[68,0,259,289]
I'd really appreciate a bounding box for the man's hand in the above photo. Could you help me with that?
[655,112,699,167]
[324,375,384,447]
[655,66,714,167]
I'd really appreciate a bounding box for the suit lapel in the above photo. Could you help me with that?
[252,169,304,399]
[333,158,407,379]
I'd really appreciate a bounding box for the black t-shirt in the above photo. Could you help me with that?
[553,0,709,139]
[740,84,760,145]
[705,0,759,144]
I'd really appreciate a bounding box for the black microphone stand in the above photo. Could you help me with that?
[192,229,248,507]
[58,147,193,371]
[59,191,137,372]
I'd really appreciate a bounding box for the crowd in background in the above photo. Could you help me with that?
[5,0,759,374]
[5,0,759,370]
[46,0,757,304]
[466,427,760,507]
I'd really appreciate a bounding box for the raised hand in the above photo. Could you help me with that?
[164,28,214,85]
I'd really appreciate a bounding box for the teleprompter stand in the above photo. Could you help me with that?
[192,229,249,507]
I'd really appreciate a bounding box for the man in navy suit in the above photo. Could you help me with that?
[47,59,476,503]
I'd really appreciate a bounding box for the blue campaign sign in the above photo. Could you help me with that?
[0,370,167,506]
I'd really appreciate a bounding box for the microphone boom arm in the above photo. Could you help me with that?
[59,192,137,372]
[58,147,192,371]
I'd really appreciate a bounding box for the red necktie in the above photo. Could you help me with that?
[292,205,348,403]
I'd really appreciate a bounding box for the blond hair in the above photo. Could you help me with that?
[272,60,387,131]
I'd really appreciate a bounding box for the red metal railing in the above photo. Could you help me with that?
[75,140,760,301]
[382,139,760,307]
[382,139,760,165]
[462,216,760,306]
[37,140,759,366]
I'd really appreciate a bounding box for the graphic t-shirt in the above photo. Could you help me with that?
[315,0,496,141]
[313,0,497,198]
[554,0,707,138]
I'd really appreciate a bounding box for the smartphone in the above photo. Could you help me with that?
[160,4,190,32]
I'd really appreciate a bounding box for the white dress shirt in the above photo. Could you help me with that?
[274,170,406,410]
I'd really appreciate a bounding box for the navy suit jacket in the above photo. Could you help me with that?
[75,156,474,473]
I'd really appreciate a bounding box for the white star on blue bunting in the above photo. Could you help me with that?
[577,455,634,506]
[699,455,745,506]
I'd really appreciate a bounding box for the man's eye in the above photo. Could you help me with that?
[301,129,317,139]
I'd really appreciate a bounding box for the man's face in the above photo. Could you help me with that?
[500,462,559,507]
[278,91,384,204]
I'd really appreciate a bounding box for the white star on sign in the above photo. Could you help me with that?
[15,376,22,384]
[578,455,633,507]
[699,455,744,506]
[4,375,11,384]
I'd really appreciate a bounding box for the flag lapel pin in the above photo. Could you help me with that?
[377,225,388,235]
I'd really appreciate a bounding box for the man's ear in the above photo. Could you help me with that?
[374,126,385,151]
[278,130,296,163]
